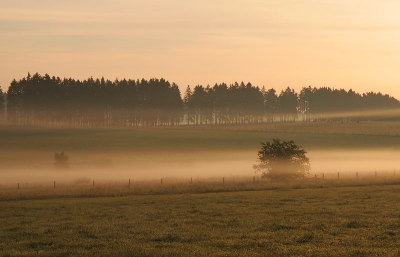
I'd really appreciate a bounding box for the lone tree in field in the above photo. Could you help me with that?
[54,151,69,168]
[253,138,310,181]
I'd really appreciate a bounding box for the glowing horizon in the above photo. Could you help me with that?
[1,0,399,98]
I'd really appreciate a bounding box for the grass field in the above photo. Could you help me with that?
[1,185,400,256]
[1,121,400,154]
[1,121,399,182]
[1,122,400,256]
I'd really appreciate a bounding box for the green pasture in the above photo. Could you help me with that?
[1,121,400,153]
[1,122,400,256]
[1,185,400,256]
[1,121,399,172]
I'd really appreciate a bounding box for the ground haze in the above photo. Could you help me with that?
[1,122,400,184]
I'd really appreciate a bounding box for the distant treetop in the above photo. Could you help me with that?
[4,72,400,126]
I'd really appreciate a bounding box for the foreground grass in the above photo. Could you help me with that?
[1,185,400,256]
[1,122,399,256]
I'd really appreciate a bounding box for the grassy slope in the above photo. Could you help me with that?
[1,121,399,157]
[1,186,400,256]
[1,121,400,152]
[1,122,400,256]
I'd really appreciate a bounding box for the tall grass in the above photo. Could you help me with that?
[1,184,400,256]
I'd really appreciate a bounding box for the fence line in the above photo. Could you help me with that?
[4,171,398,191]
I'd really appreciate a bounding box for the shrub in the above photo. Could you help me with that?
[253,138,310,181]
[54,151,69,168]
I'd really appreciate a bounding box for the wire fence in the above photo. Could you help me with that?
[1,171,399,201]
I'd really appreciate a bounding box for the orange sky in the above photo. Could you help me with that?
[1,0,399,98]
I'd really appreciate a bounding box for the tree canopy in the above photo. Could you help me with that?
[0,86,4,117]
[3,72,400,126]
[253,138,310,181]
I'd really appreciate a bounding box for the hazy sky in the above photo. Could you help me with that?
[1,0,399,98]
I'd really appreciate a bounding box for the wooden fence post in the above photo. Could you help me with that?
[128,179,131,188]
[322,174,324,179]
[191,177,193,184]
[54,181,56,188]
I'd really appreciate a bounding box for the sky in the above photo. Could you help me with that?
[1,0,399,98]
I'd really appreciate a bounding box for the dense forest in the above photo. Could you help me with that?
[1,73,399,126]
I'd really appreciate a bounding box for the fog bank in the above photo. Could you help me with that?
[0,150,399,184]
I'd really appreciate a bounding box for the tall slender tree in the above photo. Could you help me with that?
[213,83,229,124]
[299,86,312,121]
[264,88,279,123]
[278,87,298,122]
[0,86,5,119]
[191,85,208,125]
[183,85,194,125]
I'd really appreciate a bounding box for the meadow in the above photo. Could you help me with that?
[1,121,400,169]
[2,121,400,155]
[1,121,400,256]
[1,186,400,256]
[1,121,400,193]
[1,121,399,182]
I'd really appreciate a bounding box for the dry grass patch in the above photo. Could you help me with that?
[1,185,400,256]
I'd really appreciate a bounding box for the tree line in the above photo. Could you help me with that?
[1,72,399,126]
[4,73,182,126]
